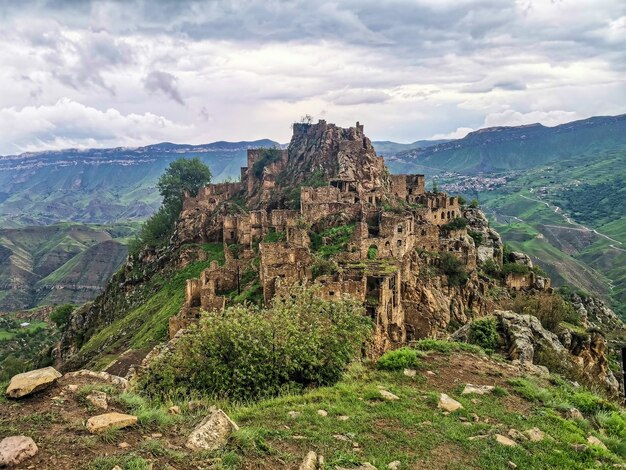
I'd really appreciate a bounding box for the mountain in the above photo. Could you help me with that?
[395,114,626,174]
[371,139,448,155]
[0,139,279,227]
[0,223,131,311]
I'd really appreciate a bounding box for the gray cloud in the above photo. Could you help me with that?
[0,0,624,152]
[143,71,185,105]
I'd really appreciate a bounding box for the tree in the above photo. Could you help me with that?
[131,158,212,254]
[157,158,213,212]
[432,178,439,193]
[50,304,75,328]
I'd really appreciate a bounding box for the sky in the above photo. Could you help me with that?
[0,0,624,155]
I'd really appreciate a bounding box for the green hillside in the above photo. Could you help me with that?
[0,140,277,227]
[399,115,626,174]
[0,223,133,311]
[449,149,626,318]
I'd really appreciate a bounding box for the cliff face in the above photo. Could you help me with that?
[284,121,388,192]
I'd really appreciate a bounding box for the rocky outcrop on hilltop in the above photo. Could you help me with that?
[283,121,388,192]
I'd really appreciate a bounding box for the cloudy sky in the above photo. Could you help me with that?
[0,0,624,154]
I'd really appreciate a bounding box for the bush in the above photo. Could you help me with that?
[440,252,468,286]
[377,347,420,371]
[50,304,75,328]
[468,230,483,247]
[468,318,499,351]
[137,286,372,401]
[469,199,479,208]
[506,293,579,332]
[440,217,468,233]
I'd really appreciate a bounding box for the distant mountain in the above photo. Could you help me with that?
[0,223,132,311]
[371,139,448,156]
[0,139,278,227]
[395,114,626,174]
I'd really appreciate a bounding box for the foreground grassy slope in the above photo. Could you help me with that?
[2,344,624,469]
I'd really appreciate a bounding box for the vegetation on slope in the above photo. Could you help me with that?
[138,286,372,401]
[3,341,625,469]
[130,158,212,255]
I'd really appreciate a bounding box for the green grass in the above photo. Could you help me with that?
[76,243,225,370]
[219,361,625,469]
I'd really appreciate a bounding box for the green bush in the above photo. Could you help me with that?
[469,199,479,208]
[50,304,75,328]
[367,245,378,260]
[440,252,468,286]
[506,292,579,331]
[376,347,420,371]
[137,286,372,401]
[468,230,483,247]
[440,217,468,233]
[468,318,499,351]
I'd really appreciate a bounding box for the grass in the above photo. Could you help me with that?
[86,454,151,470]
[217,360,625,469]
[74,243,225,370]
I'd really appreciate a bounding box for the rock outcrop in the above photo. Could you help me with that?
[186,408,239,451]
[86,412,138,434]
[5,367,62,398]
[0,436,38,467]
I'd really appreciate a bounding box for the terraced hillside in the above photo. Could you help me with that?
[0,223,133,311]
[444,149,626,318]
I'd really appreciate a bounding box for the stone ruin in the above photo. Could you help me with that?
[171,119,551,352]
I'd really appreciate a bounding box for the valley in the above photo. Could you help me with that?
[435,149,626,319]
[0,223,133,311]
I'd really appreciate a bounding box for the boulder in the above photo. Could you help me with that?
[186,408,239,451]
[495,434,517,447]
[379,390,399,401]
[496,310,565,363]
[299,451,317,470]
[438,393,463,412]
[0,436,38,466]
[524,427,545,442]
[509,252,533,269]
[6,367,62,398]
[336,464,377,470]
[461,384,495,395]
[86,390,108,410]
[586,436,607,450]
[86,412,138,434]
[565,408,584,420]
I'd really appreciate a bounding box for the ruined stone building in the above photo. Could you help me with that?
[171,120,549,352]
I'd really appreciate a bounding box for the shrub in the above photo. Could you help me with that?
[468,318,499,351]
[505,292,579,332]
[50,304,75,328]
[440,217,468,233]
[440,252,468,286]
[469,199,479,208]
[367,245,378,260]
[468,230,483,247]
[262,229,286,243]
[480,259,501,278]
[377,347,420,371]
[137,286,372,401]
